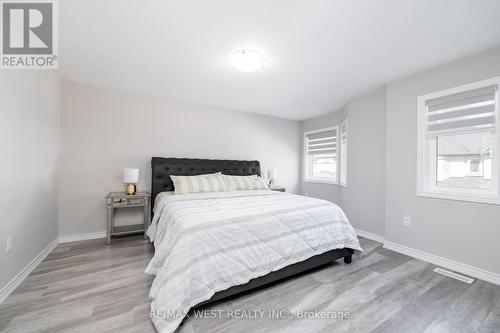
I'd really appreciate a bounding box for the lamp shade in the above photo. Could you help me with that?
[123,168,139,184]
[267,169,278,180]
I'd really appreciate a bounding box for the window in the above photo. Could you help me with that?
[304,126,338,184]
[340,119,348,186]
[469,159,481,174]
[417,77,500,204]
[436,132,492,188]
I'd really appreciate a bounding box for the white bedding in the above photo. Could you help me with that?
[146,190,362,333]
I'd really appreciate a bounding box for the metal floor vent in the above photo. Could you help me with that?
[433,268,474,284]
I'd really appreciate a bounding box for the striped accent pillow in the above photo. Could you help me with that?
[170,173,230,194]
[223,175,270,191]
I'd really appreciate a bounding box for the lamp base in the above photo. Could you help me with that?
[125,183,136,195]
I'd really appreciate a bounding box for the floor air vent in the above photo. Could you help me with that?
[433,268,474,284]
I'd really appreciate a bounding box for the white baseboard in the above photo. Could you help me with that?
[58,231,106,244]
[354,228,385,243]
[0,239,58,304]
[1,231,107,304]
[384,241,500,286]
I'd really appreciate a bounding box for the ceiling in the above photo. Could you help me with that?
[58,0,500,121]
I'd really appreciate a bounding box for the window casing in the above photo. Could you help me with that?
[340,119,348,187]
[304,126,338,184]
[417,77,500,205]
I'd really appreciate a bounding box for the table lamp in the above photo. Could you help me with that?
[123,168,139,195]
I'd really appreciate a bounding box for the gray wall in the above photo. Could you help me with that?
[302,47,500,276]
[341,88,386,236]
[385,47,500,275]
[0,72,61,288]
[59,82,301,236]
[300,87,386,236]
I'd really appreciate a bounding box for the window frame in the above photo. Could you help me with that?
[303,126,339,185]
[340,119,348,187]
[416,76,500,205]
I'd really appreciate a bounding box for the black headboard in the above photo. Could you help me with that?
[151,157,261,215]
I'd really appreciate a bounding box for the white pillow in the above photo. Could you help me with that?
[223,175,270,191]
[170,173,230,194]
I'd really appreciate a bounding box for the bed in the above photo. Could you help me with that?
[146,157,362,333]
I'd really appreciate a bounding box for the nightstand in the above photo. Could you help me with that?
[270,186,286,192]
[105,192,150,245]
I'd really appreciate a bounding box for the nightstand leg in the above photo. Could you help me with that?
[107,206,113,245]
[143,202,149,240]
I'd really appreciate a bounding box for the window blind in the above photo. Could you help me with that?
[340,120,348,186]
[306,129,336,155]
[426,84,497,136]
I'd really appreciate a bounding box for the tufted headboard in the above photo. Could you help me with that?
[151,157,261,216]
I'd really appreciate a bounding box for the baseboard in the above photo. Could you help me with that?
[384,241,500,286]
[0,239,58,304]
[354,228,385,243]
[1,231,107,303]
[58,231,106,244]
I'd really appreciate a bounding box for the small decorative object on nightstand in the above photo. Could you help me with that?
[267,168,278,187]
[105,192,150,245]
[270,186,285,192]
[123,168,139,195]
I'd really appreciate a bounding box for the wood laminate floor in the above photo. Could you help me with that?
[1,235,499,333]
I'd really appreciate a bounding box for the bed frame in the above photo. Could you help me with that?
[150,157,354,307]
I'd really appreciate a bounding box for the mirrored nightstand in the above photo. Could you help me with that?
[105,192,150,245]
[270,186,286,192]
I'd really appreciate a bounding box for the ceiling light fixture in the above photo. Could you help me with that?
[229,49,265,73]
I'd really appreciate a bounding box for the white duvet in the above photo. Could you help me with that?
[146,190,362,333]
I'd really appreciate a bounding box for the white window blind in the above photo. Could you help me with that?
[426,84,497,136]
[340,120,348,186]
[306,129,337,156]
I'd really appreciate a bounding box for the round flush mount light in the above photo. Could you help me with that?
[229,49,266,73]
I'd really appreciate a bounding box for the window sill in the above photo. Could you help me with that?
[303,179,339,185]
[416,191,500,205]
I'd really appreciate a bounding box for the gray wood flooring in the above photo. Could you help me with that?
[1,235,499,333]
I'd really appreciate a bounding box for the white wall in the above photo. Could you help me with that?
[300,88,386,236]
[0,71,61,289]
[59,82,301,236]
[385,47,500,275]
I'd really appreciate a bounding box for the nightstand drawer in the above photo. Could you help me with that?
[112,197,145,207]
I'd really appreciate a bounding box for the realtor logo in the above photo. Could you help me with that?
[1,0,58,69]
